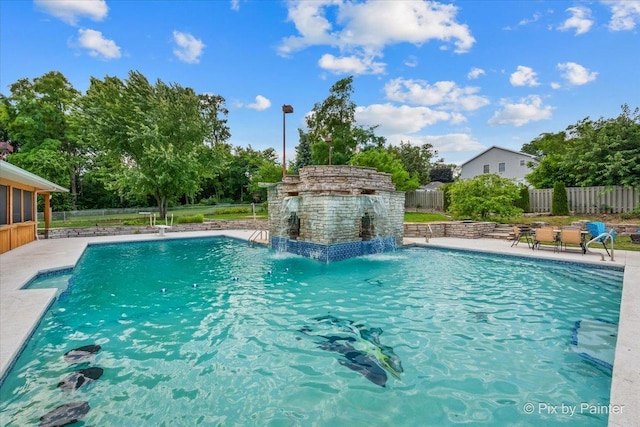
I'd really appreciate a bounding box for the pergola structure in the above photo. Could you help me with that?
[0,161,68,254]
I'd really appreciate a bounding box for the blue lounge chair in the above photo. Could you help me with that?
[585,222,616,256]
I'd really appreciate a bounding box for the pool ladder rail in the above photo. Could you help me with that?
[151,213,173,236]
[249,228,269,245]
[584,229,616,262]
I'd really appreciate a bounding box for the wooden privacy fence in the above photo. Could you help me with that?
[530,186,639,214]
[405,190,444,211]
[405,186,639,214]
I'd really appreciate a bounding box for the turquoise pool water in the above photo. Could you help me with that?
[0,237,623,426]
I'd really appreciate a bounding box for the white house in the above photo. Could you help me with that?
[459,146,538,185]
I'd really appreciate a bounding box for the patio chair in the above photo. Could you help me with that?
[510,226,522,247]
[585,222,616,256]
[511,225,532,248]
[559,228,586,254]
[533,227,558,252]
[631,229,640,244]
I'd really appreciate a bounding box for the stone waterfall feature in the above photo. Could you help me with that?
[267,166,405,262]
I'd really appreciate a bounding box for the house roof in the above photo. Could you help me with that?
[0,161,69,193]
[460,145,538,168]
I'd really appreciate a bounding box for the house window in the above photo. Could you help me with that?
[0,185,7,225]
[12,188,22,223]
[520,160,525,166]
[23,190,33,221]
[499,162,505,173]
[483,164,490,173]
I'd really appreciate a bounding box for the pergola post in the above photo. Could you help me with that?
[43,193,51,238]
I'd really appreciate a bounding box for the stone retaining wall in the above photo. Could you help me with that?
[44,220,268,239]
[404,222,498,239]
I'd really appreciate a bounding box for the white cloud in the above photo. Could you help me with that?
[173,31,206,64]
[422,133,484,154]
[230,0,240,12]
[318,53,385,75]
[404,55,418,68]
[279,0,474,74]
[550,82,561,90]
[35,0,108,25]
[384,133,484,156]
[356,103,453,134]
[488,95,553,127]
[603,0,640,31]
[505,11,544,30]
[77,29,121,59]
[467,67,485,80]
[246,95,271,111]
[383,78,490,111]
[557,62,598,85]
[509,66,539,87]
[558,6,594,35]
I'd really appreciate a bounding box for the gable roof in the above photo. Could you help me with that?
[0,161,69,193]
[460,146,538,168]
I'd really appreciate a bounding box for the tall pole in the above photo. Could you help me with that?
[282,104,293,178]
[325,136,333,165]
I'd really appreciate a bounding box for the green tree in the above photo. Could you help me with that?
[220,145,278,202]
[563,105,640,187]
[302,76,385,165]
[3,71,84,209]
[514,184,530,213]
[390,141,437,185]
[448,174,523,220]
[80,70,229,218]
[429,164,456,183]
[522,131,569,189]
[524,105,640,188]
[348,148,419,191]
[293,129,312,173]
[551,182,569,215]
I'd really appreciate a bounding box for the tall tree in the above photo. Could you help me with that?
[390,141,437,185]
[80,70,230,218]
[301,76,386,165]
[293,129,312,173]
[524,105,640,188]
[3,71,83,209]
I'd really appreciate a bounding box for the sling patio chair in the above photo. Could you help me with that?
[585,222,616,256]
[559,228,586,254]
[532,227,558,252]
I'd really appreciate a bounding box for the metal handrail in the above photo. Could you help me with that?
[585,231,615,262]
[249,228,269,244]
[425,224,434,243]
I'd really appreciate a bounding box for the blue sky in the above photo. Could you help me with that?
[1,0,639,165]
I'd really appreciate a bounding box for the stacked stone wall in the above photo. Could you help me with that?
[298,166,395,194]
[44,220,267,239]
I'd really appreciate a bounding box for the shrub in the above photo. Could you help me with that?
[514,185,530,213]
[551,182,569,215]
[214,207,251,215]
[175,214,204,224]
[448,174,523,220]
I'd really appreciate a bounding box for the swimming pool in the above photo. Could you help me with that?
[0,237,623,426]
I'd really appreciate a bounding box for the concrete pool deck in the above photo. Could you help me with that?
[0,231,637,426]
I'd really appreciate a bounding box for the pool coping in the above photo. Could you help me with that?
[0,231,637,426]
